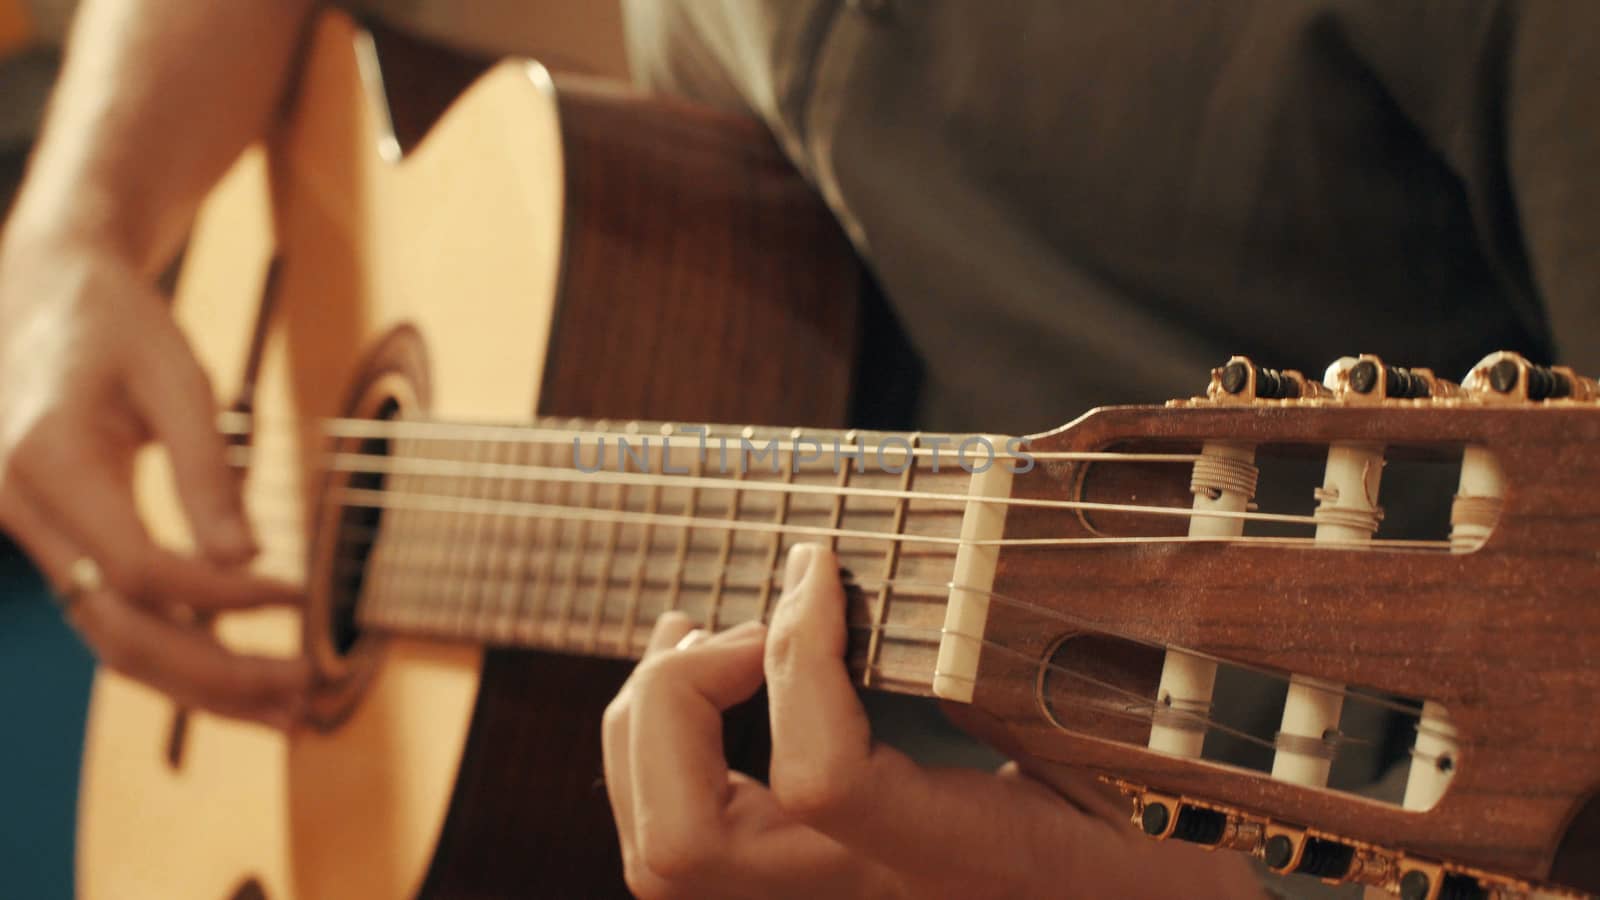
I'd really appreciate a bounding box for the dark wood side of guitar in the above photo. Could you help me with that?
[396,71,865,899]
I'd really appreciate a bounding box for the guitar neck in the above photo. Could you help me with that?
[348,418,1018,699]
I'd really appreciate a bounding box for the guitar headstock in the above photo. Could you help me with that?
[961,351,1600,899]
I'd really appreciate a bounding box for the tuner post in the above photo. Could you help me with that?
[1205,356,1325,403]
[1462,351,1598,403]
[1272,360,1389,790]
[1148,440,1258,758]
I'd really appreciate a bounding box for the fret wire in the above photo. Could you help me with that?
[503,435,541,643]
[486,439,519,636]
[396,436,428,631]
[457,439,499,635]
[387,443,420,632]
[337,540,958,598]
[428,445,458,633]
[827,432,855,552]
[585,469,629,654]
[488,437,526,640]
[555,473,597,649]
[617,472,661,656]
[329,488,1453,552]
[432,441,460,635]
[474,438,509,639]
[664,450,702,614]
[528,437,569,644]
[224,412,1198,464]
[436,439,469,635]
[456,439,485,635]
[756,441,798,622]
[291,450,1316,526]
[864,433,920,688]
[431,443,463,635]
[705,462,748,633]
[428,440,460,634]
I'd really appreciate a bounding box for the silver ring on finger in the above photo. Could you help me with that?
[56,556,103,613]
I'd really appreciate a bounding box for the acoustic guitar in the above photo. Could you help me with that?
[78,12,1600,900]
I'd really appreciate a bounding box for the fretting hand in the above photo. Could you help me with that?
[602,543,1267,899]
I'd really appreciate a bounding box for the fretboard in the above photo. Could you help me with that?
[346,418,1009,697]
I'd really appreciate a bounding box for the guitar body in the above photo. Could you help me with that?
[78,13,861,899]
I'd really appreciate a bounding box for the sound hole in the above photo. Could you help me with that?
[327,396,399,656]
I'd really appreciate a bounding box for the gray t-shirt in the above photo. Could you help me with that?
[350,0,1593,435]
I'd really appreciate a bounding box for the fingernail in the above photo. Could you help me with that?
[675,628,708,651]
[783,543,816,592]
[726,620,766,639]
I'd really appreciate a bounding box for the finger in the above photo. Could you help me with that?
[1,487,310,727]
[0,482,94,607]
[140,547,302,610]
[124,317,256,565]
[606,611,707,884]
[765,543,874,819]
[12,434,295,610]
[764,543,1111,879]
[602,677,641,886]
[605,613,711,887]
[645,609,696,657]
[74,588,312,728]
[628,621,767,877]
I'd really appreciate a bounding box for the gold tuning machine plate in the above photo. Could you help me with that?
[1109,779,1588,899]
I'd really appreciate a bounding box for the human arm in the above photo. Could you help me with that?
[0,0,319,725]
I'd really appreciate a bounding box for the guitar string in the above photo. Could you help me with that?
[230,456,1445,554]
[843,622,1406,761]
[227,447,1324,528]
[221,421,1454,757]
[241,471,1457,736]
[217,412,1200,463]
[223,421,1457,554]
[284,486,1453,552]
[868,623,1453,767]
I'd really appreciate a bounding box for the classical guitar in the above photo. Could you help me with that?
[79,12,1599,900]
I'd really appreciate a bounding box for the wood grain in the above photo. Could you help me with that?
[414,78,864,900]
[962,402,1600,891]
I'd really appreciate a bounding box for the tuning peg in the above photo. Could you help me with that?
[1206,356,1326,402]
[1462,351,1597,402]
[1322,354,1458,401]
